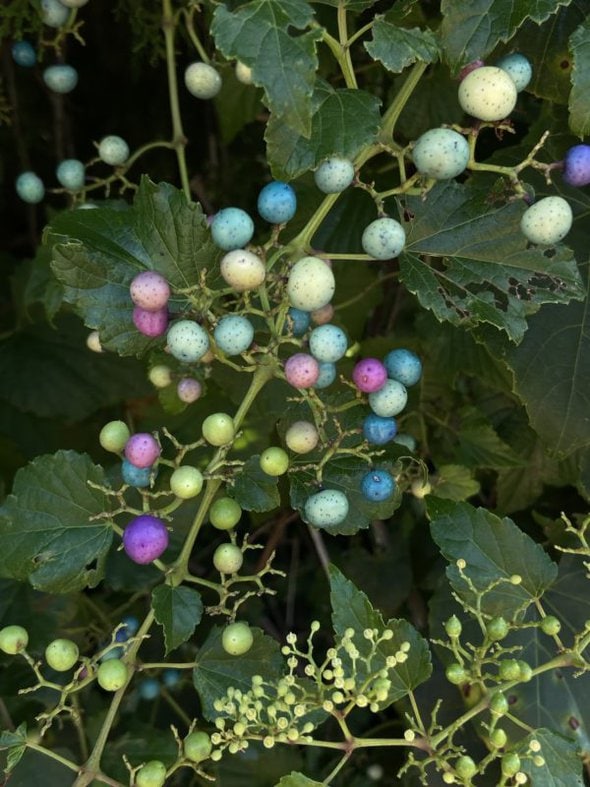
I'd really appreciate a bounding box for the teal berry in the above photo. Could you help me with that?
[121,615,140,636]
[138,678,160,700]
[257,181,297,224]
[41,0,70,27]
[304,489,349,528]
[56,159,85,190]
[16,172,45,204]
[412,128,470,180]
[43,64,78,93]
[383,348,422,386]
[361,469,396,502]
[210,207,254,251]
[286,308,311,336]
[393,433,416,451]
[98,135,129,166]
[162,668,181,688]
[362,217,406,260]
[368,379,408,417]
[314,157,355,194]
[121,459,153,488]
[167,320,210,363]
[313,361,337,389]
[362,414,397,445]
[12,41,36,67]
[495,52,532,92]
[214,315,254,355]
[308,324,348,363]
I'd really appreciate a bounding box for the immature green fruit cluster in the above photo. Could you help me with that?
[45,638,79,671]
[184,730,213,762]
[135,760,167,787]
[0,625,29,655]
[97,658,128,691]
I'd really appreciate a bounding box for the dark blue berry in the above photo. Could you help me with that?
[363,414,397,445]
[361,469,396,502]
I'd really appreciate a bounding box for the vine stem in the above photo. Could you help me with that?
[377,61,428,145]
[337,3,357,89]
[162,0,191,199]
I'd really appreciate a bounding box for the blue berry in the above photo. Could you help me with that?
[43,64,78,93]
[138,678,160,701]
[121,459,153,488]
[121,615,140,636]
[211,208,254,251]
[162,668,181,688]
[314,361,337,389]
[308,324,348,363]
[56,159,85,190]
[362,218,406,260]
[368,379,408,417]
[257,181,297,224]
[495,53,532,92]
[363,414,397,445]
[214,315,254,355]
[16,172,45,204]
[361,469,396,502]
[12,41,36,67]
[287,308,311,336]
[383,348,422,386]
[563,144,590,187]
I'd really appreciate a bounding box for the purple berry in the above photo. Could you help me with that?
[458,60,485,81]
[130,271,171,311]
[352,358,387,393]
[122,515,169,564]
[177,378,202,403]
[133,306,168,337]
[562,144,590,187]
[284,353,320,388]
[125,433,161,468]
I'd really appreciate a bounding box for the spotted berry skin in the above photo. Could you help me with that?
[214,315,254,355]
[257,181,297,224]
[284,353,320,388]
[16,172,45,204]
[133,306,168,337]
[495,53,532,92]
[304,489,349,528]
[311,303,334,326]
[362,218,406,260]
[563,144,590,187]
[121,459,152,488]
[98,135,129,166]
[123,514,169,564]
[412,128,470,180]
[383,349,422,386]
[363,414,397,445]
[285,421,319,454]
[458,59,485,81]
[184,62,222,99]
[458,66,517,121]
[12,41,36,67]
[43,64,78,93]
[287,308,311,336]
[520,196,573,245]
[309,324,348,363]
[211,208,254,251]
[352,358,387,393]
[314,361,337,389]
[130,271,171,311]
[368,379,408,417]
[220,249,266,292]
[287,256,335,312]
[167,320,210,363]
[361,468,396,502]
[56,159,85,190]
[177,377,202,403]
[125,433,160,468]
[314,157,355,193]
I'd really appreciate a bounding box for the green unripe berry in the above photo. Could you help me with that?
[455,756,477,779]
[135,760,167,787]
[285,420,319,454]
[213,543,244,574]
[501,752,521,777]
[45,638,79,671]
[540,616,561,636]
[209,497,241,530]
[148,365,172,388]
[517,660,532,682]
[202,413,235,446]
[499,659,521,681]
[489,692,509,716]
[170,466,204,499]
[99,420,131,453]
[184,731,212,763]
[259,447,289,476]
[0,625,29,655]
[97,658,128,691]
[486,616,509,641]
[444,615,462,638]
[222,621,254,656]
[490,728,508,748]
[445,663,467,685]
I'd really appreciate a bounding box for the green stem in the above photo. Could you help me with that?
[26,742,80,773]
[160,687,193,727]
[323,750,353,784]
[183,7,211,63]
[378,61,428,144]
[162,0,190,199]
[337,4,357,89]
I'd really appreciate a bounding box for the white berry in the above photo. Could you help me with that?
[520,196,573,245]
[184,62,222,100]
[412,128,470,180]
[458,66,517,121]
[362,218,406,260]
[235,61,253,85]
[314,157,355,194]
[287,256,335,311]
[220,249,266,292]
[98,135,129,166]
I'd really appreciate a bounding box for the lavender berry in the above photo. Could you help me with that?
[123,515,169,564]
[352,358,388,393]
[133,306,168,337]
[284,353,320,388]
[130,271,171,311]
[562,144,590,187]
[177,378,202,403]
[125,433,161,468]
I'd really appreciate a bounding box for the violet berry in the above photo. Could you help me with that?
[130,271,171,311]
[123,515,169,564]
[284,353,320,388]
[125,433,161,468]
[352,358,388,393]
[458,59,485,81]
[133,306,168,337]
[177,378,202,403]
[562,144,590,187]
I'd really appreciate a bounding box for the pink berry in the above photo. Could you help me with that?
[124,433,161,468]
[458,59,485,81]
[177,378,202,403]
[284,353,320,388]
[122,514,169,564]
[352,358,388,393]
[311,303,334,325]
[130,271,171,311]
[133,306,168,337]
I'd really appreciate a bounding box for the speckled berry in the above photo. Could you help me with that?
[352,358,387,393]
[121,459,153,488]
[363,414,397,445]
[12,41,37,67]
[286,307,311,336]
[177,377,202,403]
[184,62,222,99]
[304,489,349,527]
[214,315,254,355]
[361,469,396,501]
[167,320,210,363]
[311,303,335,326]
[458,66,517,121]
[562,144,590,187]
[368,379,408,417]
[56,159,85,190]
[122,514,169,564]
[495,52,532,92]
[383,348,422,386]
[16,172,45,204]
[520,196,573,245]
[313,361,337,389]
[130,271,171,311]
[285,421,319,454]
[412,128,470,180]
[287,256,335,311]
[257,181,297,224]
[210,208,254,251]
[125,433,160,468]
[98,135,129,166]
[41,0,69,27]
[133,306,168,337]
[309,324,348,363]
[362,218,406,260]
[220,249,266,291]
[284,353,320,388]
[314,157,355,193]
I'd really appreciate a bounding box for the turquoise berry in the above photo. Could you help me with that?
[368,379,408,417]
[210,208,254,251]
[214,315,254,355]
[257,181,297,224]
[122,459,153,488]
[16,172,45,204]
[314,157,355,194]
[56,159,85,190]
[286,308,311,336]
[12,41,36,67]
[313,361,337,389]
[495,52,532,92]
[363,414,397,445]
[138,677,160,700]
[383,348,422,386]
[43,64,78,93]
[361,468,396,502]
[362,217,406,260]
[162,668,181,688]
[41,0,70,27]
[167,320,210,363]
[308,324,348,363]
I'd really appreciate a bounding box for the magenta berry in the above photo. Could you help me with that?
[562,144,590,187]
[133,306,168,337]
[284,353,320,388]
[177,377,202,403]
[130,271,171,311]
[122,514,169,564]
[458,59,485,81]
[124,433,161,468]
[352,358,387,393]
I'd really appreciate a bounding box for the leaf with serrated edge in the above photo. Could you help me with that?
[440,0,573,71]
[0,451,112,593]
[401,181,584,343]
[365,16,440,72]
[517,729,584,786]
[428,498,558,618]
[0,723,27,750]
[152,585,203,655]
[330,565,431,705]
[569,18,590,149]
[233,455,280,512]
[431,464,481,500]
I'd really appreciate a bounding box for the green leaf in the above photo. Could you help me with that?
[440,0,573,71]
[48,179,222,357]
[265,83,381,180]
[428,498,558,617]
[517,729,584,785]
[211,1,321,136]
[232,455,280,512]
[99,721,177,782]
[193,626,284,722]
[275,774,323,787]
[457,408,526,469]
[5,747,76,786]
[23,245,64,323]
[330,565,432,704]
[0,723,27,750]
[0,451,112,593]
[313,0,377,10]
[214,63,264,144]
[401,181,584,342]
[569,16,590,135]
[152,585,203,655]
[365,15,440,72]
[431,464,481,501]
[218,744,303,787]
